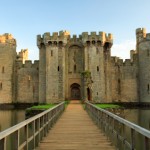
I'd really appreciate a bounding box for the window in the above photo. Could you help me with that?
[59,41,63,47]
[58,66,60,71]
[147,84,149,94]
[86,41,90,46]
[51,50,53,56]
[97,66,99,72]
[48,41,52,46]
[2,66,4,73]
[74,65,76,73]
[118,79,121,95]
[0,82,2,90]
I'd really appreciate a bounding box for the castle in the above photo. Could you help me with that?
[0,28,150,104]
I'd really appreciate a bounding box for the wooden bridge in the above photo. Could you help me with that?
[0,100,150,150]
[36,100,114,150]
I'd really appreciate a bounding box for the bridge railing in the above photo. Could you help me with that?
[0,102,65,150]
[85,101,150,150]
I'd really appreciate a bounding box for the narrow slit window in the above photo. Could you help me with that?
[0,82,2,90]
[97,66,99,72]
[118,79,121,95]
[2,66,4,73]
[51,50,53,56]
[147,84,149,94]
[74,65,76,73]
[58,66,60,71]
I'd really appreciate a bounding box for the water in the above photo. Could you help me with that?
[0,108,149,150]
[110,108,150,150]
[0,109,25,132]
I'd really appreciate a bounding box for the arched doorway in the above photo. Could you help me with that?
[70,83,81,100]
[87,88,91,101]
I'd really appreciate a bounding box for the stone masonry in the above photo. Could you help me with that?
[0,28,150,104]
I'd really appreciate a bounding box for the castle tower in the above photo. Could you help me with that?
[82,32,113,102]
[17,49,28,63]
[37,31,69,103]
[37,30,113,103]
[136,28,150,102]
[0,34,17,103]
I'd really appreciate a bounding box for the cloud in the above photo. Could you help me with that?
[111,40,136,59]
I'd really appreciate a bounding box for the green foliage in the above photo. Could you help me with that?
[95,104,121,109]
[27,104,55,112]
[81,70,91,78]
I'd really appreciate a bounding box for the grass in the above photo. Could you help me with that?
[95,104,121,109]
[26,104,56,112]
[30,104,56,109]
[26,100,69,113]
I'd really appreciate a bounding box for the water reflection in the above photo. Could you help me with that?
[109,108,150,150]
[0,110,25,132]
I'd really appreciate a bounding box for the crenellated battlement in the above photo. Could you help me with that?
[0,33,16,45]
[16,60,39,69]
[81,31,113,45]
[37,30,113,48]
[136,28,150,43]
[37,30,70,47]
[17,49,28,63]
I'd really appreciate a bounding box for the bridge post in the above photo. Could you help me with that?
[0,138,6,150]
[145,137,149,150]
[131,129,135,150]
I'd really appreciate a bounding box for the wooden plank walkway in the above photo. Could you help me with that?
[36,100,115,150]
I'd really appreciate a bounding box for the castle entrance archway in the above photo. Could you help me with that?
[70,83,81,100]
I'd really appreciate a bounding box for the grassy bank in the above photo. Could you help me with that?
[95,104,121,109]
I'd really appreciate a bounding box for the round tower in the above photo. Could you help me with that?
[137,28,150,103]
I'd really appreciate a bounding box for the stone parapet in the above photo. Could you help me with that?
[0,33,16,45]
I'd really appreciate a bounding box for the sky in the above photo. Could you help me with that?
[0,0,150,61]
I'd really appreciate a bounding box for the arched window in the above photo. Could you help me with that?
[59,41,63,47]
[48,41,52,46]
[86,41,90,46]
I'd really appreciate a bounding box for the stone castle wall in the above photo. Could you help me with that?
[0,34,16,103]
[0,28,150,104]
[16,60,39,103]
[110,56,138,102]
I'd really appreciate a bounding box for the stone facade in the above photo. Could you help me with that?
[0,28,150,104]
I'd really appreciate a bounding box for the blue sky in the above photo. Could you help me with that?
[0,0,150,60]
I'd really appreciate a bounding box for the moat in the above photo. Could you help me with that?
[0,106,149,150]
[0,108,150,132]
